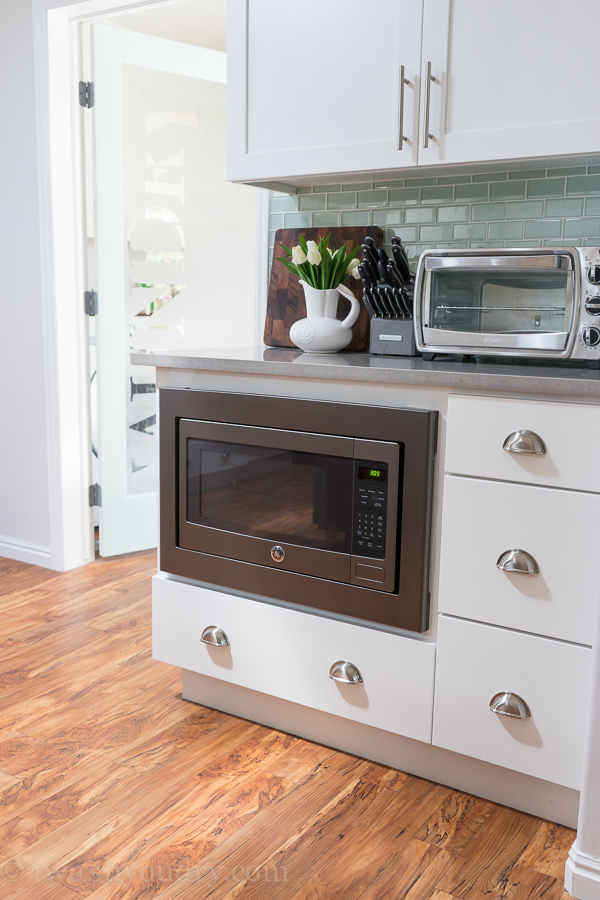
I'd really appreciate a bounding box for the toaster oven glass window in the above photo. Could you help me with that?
[186,438,354,552]
[427,270,570,335]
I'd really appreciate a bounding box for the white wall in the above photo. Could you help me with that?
[0,0,52,565]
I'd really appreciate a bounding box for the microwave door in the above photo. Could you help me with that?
[178,420,355,584]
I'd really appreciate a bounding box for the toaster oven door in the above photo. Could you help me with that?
[419,253,576,352]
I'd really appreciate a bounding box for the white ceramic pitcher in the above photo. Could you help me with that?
[289,281,361,353]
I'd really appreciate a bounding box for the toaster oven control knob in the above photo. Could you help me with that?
[587,265,600,285]
[585,297,600,316]
[582,326,600,347]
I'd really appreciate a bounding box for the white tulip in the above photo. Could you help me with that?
[291,245,307,265]
[307,247,322,265]
[346,258,360,279]
[327,247,334,258]
[306,240,318,253]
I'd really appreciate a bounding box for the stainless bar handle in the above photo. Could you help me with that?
[489,692,531,720]
[423,61,434,148]
[200,625,229,647]
[329,660,363,685]
[397,66,410,150]
[496,548,539,576]
[502,430,547,455]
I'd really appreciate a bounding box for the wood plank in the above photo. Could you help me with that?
[517,820,577,878]
[435,806,543,900]
[414,791,496,853]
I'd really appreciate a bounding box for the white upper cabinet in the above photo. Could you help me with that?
[227,0,424,182]
[228,0,600,183]
[420,0,600,167]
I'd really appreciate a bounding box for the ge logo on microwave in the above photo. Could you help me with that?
[271,545,285,563]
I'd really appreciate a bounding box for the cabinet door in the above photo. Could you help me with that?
[419,0,600,166]
[227,0,423,182]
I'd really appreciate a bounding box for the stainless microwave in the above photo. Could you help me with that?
[414,247,600,368]
[160,390,438,633]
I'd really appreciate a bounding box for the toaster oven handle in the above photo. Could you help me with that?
[502,430,547,455]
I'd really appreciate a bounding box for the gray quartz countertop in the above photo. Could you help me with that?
[131,346,600,398]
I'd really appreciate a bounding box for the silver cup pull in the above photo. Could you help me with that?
[489,691,531,720]
[496,548,539,576]
[502,430,546,455]
[329,660,363,685]
[200,625,229,648]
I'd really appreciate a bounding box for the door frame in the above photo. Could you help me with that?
[33,0,270,570]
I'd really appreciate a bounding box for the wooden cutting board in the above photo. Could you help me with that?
[265,226,383,351]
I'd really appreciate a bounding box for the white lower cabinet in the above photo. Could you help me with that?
[439,475,600,645]
[445,394,600,493]
[153,576,436,743]
[433,615,591,789]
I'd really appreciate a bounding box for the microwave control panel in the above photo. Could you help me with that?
[352,461,388,559]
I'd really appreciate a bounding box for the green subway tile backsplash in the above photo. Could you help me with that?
[388,188,420,206]
[472,172,507,182]
[454,183,488,202]
[506,200,544,220]
[312,212,340,227]
[357,190,387,208]
[437,205,470,223]
[567,175,600,195]
[404,207,436,224]
[489,181,526,201]
[341,210,370,226]
[487,221,523,240]
[298,194,326,211]
[420,185,454,204]
[327,192,356,210]
[509,168,546,180]
[524,219,562,239]
[269,164,600,263]
[545,198,584,218]
[471,202,505,221]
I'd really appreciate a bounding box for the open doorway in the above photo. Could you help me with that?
[42,0,268,566]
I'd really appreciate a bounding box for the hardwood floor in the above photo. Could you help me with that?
[0,552,575,899]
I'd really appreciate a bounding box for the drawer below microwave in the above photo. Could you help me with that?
[152,575,436,742]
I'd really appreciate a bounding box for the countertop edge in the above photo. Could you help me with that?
[131,351,600,399]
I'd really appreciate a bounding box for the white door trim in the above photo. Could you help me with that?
[32,0,270,570]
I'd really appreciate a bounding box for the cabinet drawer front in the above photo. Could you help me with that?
[153,576,435,742]
[446,394,600,491]
[439,476,600,644]
[433,616,591,789]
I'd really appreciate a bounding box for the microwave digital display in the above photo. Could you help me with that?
[358,466,387,481]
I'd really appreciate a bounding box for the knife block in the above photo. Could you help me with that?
[369,318,419,356]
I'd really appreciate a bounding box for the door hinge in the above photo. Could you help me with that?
[79,81,95,108]
[88,484,102,507]
[84,290,98,316]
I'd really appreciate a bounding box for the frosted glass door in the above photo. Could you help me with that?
[93,25,255,557]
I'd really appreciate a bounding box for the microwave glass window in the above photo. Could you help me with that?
[427,270,570,335]
[186,439,354,552]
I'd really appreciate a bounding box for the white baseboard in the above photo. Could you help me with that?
[565,845,600,899]
[182,668,580,829]
[0,535,52,569]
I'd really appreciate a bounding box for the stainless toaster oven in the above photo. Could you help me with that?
[414,247,600,367]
